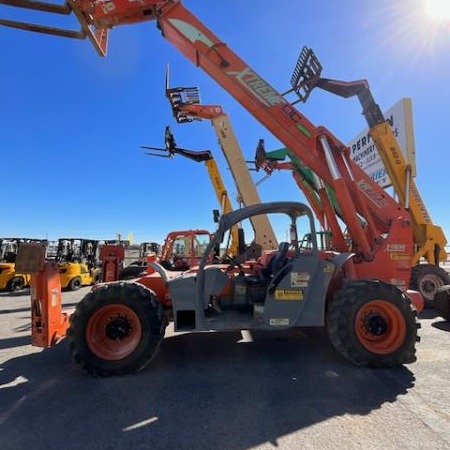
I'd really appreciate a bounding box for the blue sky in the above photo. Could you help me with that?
[1,0,449,245]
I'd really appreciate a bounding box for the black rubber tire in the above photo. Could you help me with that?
[409,264,450,308]
[434,285,450,321]
[7,276,25,292]
[326,279,420,368]
[67,282,166,377]
[118,265,147,280]
[69,276,82,291]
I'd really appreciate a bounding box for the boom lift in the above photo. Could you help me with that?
[142,125,243,257]
[2,0,425,374]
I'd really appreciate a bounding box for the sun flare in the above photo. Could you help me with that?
[425,0,450,19]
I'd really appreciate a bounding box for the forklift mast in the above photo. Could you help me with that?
[56,238,99,267]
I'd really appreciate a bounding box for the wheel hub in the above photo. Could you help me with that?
[420,275,441,298]
[105,316,132,340]
[363,312,388,336]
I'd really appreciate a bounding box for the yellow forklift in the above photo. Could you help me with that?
[56,238,101,290]
[0,237,47,291]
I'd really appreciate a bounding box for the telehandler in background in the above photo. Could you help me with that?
[118,230,212,280]
[118,241,160,280]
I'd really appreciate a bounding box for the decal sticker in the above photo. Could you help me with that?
[235,284,246,295]
[386,244,406,252]
[291,272,310,287]
[168,19,215,47]
[275,289,304,300]
[270,318,290,326]
[51,289,58,307]
[357,179,389,208]
[390,253,411,261]
[227,67,286,107]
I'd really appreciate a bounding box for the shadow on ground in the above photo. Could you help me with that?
[0,327,415,450]
[432,320,450,332]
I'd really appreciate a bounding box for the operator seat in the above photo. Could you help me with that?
[245,242,290,285]
[241,242,291,304]
[267,242,290,278]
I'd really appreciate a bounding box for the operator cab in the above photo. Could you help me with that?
[168,202,336,332]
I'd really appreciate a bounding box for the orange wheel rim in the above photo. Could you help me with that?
[355,300,406,354]
[86,304,142,360]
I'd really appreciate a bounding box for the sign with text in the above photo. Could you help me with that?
[348,98,416,188]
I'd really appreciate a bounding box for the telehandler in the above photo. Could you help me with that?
[118,241,160,280]
[118,229,212,280]
[3,0,425,374]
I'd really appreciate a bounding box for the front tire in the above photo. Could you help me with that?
[67,282,166,377]
[409,264,450,308]
[326,280,419,368]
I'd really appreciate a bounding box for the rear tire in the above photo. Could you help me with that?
[326,280,419,368]
[434,285,450,321]
[67,281,166,376]
[7,276,25,292]
[409,264,450,308]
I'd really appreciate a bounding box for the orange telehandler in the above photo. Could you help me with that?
[4,0,424,375]
[118,229,213,280]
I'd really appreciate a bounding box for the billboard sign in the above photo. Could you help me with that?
[348,98,416,188]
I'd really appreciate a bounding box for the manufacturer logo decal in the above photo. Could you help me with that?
[275,289,304,300]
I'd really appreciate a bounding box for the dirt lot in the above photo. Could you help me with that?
[0,287,449,450]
